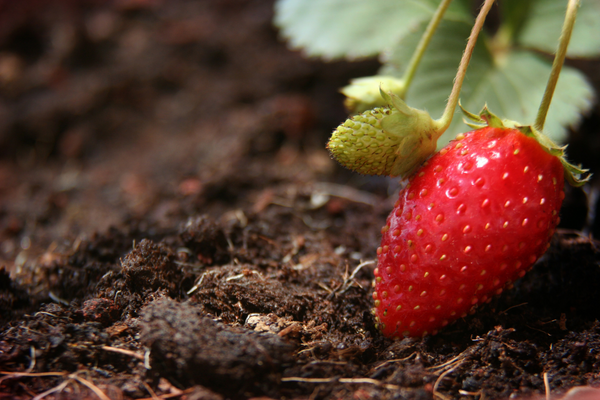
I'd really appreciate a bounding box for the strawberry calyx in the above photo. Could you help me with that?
[461,103,591,187]
[327,90,444,178]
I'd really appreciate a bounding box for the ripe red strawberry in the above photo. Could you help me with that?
[373,125,571,338]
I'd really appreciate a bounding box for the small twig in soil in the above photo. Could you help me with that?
[300,214,331,230]
[458,389,483,397]
[283,235,305,264]
[33,311,64,319]
[525,324,552,337]
[226,270,264,282]
[544,372,550,400]
[48,291,70,306]
[311,182,380,208]
[17,382,37,398]
[226,235,235,253]
[331,259,376,298]
[557,228,600,248]
[309,360,348,366]
[0,371,67,385]
[31,379,72,400]
[317,281,334,294]
[281,377,400,391]
[257,234,278,246]
[499,302,528,315]
[70,374,112,400]
[142,381,161,400]
[297,345,318,356]
[277,322,302,337]
[427,348,473,372]
[187,270,216,295]
[137,387,195,400]
[27,346,36,373]
[101,345,145,361]
[144,349,151,370]
[345,260,374,286]
[1,371,112,400]
[340,378,400,390]
[432,360,465,400]
[373,352,417,370]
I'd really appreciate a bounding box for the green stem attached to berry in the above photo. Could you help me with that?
[434,0,496,133]
[397,0,454,100]
[534,0,580,132]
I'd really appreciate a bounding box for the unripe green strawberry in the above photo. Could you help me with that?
[327,91,441,178]
[372,121,585,338]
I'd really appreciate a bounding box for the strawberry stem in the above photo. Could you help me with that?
[534,0,580,132]
[398,0,454,99]
[434,0,495,134]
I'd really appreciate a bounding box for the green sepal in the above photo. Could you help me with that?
[461,104,591,187]
[462,119,484,130]
[516,125,565,157]
[478,105,506,129]
[561,160,591,187]
[327,90,441,178]
[459,101,484,125]
[341,76,406,114]
[459,101,487,130]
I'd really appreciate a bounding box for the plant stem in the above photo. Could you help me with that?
[435,0,496,133]
[398,0,454,99]
[534,0,580,132]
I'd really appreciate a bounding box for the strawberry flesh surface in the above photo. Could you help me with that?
[373,127,565,338]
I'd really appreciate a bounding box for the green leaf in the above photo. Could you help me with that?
[518,0,600,58]
[341,76,407,113]
[381,19,595,148]
[496,0,533,40]
[273,0,472,60]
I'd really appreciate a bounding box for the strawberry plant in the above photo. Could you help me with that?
[282,0,592,338]
[373,0,589,338]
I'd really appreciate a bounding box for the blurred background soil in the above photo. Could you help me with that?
[0,1,599,399]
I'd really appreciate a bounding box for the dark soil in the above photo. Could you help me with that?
[1,1,600,399]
